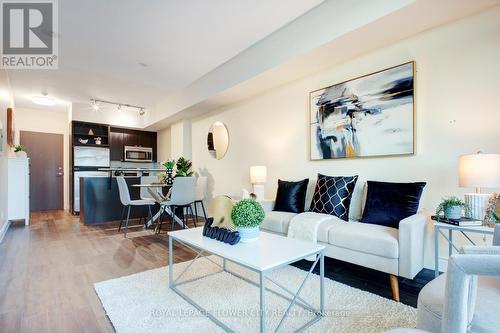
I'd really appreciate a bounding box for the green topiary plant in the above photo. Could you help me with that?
[231,199,265,228]
[175,157,193,177]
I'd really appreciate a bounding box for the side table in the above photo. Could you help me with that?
[434,221,494,277]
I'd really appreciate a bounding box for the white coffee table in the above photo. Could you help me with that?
[168,227,325,333]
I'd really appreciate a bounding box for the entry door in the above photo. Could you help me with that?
[20,131,64,211]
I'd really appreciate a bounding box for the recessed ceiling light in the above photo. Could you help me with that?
[32,92,56,106]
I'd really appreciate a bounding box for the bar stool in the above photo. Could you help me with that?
[116,176,155,238]
[158,177,197,231]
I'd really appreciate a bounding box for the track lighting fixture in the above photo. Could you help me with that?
[91,99,99,111]
[89,98,146,116]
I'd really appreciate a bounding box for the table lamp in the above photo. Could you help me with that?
[250,166,267,201]
[459,152,500,219]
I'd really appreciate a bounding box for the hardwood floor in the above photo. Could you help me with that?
[0,210,433,332]
[292,256,434,307]
[0,211,197,333]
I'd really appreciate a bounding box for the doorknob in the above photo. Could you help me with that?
[57,172,64,176]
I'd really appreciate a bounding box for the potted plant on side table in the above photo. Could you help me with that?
[436,196,468,220]
[231,199,265,242]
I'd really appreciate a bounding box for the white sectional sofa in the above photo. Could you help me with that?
[259,184,427,301]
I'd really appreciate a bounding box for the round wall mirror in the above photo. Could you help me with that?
[207,122,229,160]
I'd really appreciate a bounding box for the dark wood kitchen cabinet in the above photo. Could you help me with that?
[109,127,157,161]
[109,131,124,161]
[140,132,154,148]
[123,132,140,147]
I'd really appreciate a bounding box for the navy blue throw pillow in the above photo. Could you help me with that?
[274,179,309,213]
[361,181,426,229]
[310,174,358,221]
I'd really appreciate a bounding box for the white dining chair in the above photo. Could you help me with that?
[158,177,197,231]
[192,176,208,223]
[116,176,155,238]
[137,175,161,225]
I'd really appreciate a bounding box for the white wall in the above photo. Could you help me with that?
[0,70,14,241]
[157,127,171,162]
[15,108,70,211]
[171,120,192,160]
[189,8,500,269]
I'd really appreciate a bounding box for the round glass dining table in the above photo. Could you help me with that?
[131,183,183,232]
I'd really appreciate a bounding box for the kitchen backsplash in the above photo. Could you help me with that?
[110,161,161,169]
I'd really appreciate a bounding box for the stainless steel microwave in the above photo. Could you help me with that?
[124,146,153,162]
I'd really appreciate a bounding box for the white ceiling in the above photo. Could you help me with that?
[7,0,324,112]
[145,0,500,129]
[7,0,500,127]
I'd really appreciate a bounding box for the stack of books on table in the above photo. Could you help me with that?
[431,215,483,227]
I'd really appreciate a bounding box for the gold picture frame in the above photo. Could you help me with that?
[308,61,416,161]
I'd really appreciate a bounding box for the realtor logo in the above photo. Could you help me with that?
[1,0,58,69]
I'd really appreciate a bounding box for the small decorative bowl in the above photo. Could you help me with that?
[78,138,88,144]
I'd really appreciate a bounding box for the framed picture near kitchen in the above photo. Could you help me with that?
[309,61,415,160]
[7,107,15,147]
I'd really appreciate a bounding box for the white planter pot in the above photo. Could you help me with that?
[238,226,260,243]
[15,151,27,158]
[445,205,462,220]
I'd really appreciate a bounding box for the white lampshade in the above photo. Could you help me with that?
[250,166,267,184]
[459,153,500,190]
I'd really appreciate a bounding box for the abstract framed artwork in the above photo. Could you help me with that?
[309,61,415,160]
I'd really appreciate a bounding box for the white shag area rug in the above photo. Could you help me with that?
[94,257,416,333]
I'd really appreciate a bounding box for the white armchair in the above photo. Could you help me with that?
[388,224,500,333]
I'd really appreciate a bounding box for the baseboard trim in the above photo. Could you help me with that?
[438,257,448,273]
[0,220,11,243]
[423,257,448,274]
